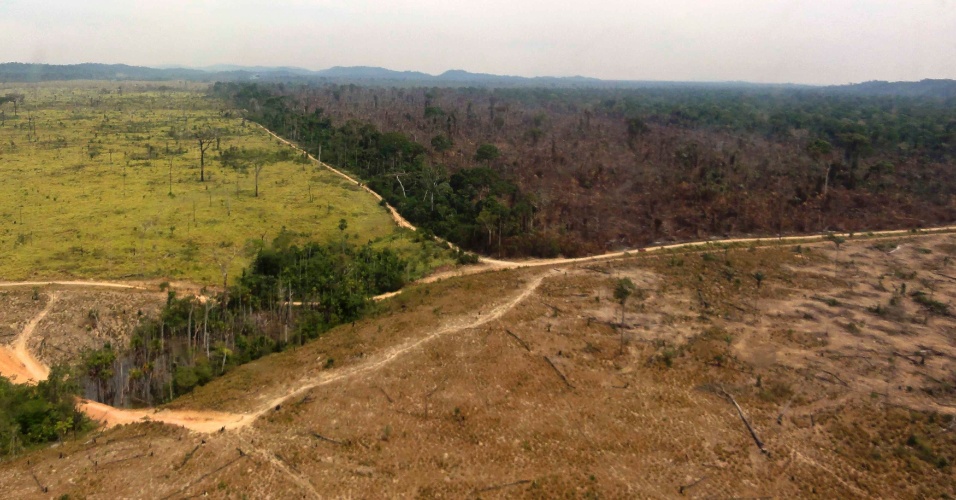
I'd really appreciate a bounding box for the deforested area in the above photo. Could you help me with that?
[215,81,956,257]
[1,2,955,498]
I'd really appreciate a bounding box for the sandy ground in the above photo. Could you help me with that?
[1,232,955,497]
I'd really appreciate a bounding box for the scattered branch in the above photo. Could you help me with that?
[376,386,394,404]
[474,479,532,494]
[934,272,956,282]
[678,475,707,495]
[544,356,574,389]
[310,431,346,446]
[718,387,769,456]
[892,351,924,366]
[505,329,531,351]
[777,399,792,425]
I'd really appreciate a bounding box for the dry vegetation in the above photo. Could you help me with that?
[26,288,165,367]
[2,232,955,497]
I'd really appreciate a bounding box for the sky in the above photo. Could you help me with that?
[0,0,954,85]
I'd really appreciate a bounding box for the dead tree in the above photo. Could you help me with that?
[194,127,217,182]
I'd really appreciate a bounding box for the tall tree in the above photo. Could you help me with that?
[194,127,218,182]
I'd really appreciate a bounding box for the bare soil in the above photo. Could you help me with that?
[1,233,956,498]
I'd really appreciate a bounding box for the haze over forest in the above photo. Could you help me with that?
[1,0,955,85]
[2,2,956,498]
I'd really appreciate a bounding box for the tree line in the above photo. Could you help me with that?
[210,82,956,256]
[80,232,408,407]
[0,366,88,458]
[212,82,570,257]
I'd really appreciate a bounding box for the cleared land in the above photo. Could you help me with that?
[1,231,954,497]
[0,82,449,284]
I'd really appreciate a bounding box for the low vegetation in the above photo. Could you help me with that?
[0,366,88,458]
[0,82,451,283]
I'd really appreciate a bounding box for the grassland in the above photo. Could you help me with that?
[0,81,451,285]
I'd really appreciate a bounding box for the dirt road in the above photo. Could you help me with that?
[2,124,955,432]
[255,123,416,231]
[0,270,553,432]
[4,218,951,432]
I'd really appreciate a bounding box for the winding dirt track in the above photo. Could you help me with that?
[2,224,954,433]
[0,271,552,432]
[0,119,953,433]
[10,292,58,382]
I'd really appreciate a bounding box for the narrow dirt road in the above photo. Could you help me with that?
[3,225,956,431]
[11,292,58,382]
[255,123,416,231]
[0,270,552,432]
[0,281,147,290]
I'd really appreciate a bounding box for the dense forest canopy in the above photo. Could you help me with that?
[213,82,956,257]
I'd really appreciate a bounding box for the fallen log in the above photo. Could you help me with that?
[544,356,574,389]
[719,387,769,456]
[505,329,531,351]
[311,431,346,446]
[475,479,532,494]
[818,369,849,387]
[679,475,707,495]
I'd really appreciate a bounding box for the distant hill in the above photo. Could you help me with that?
[315,66,433,80]
[0,62,952,94]
[0,62,209,82]
[828,79,956,99]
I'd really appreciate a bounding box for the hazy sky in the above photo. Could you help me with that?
[1,0,954,84]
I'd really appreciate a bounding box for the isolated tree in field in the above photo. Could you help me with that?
[827,233,846,250]
[219,146,281,197]
[2,93,24,117]
[194,127,218,181]
[626,117,649,141]
[752,271,765,310]
[614,278,637,353]
[752,271,765,290]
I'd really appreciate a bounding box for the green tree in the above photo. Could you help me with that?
[431,134,453,153]
[475,144,500,164]
[220,146,284,197]
[83,343,116,403]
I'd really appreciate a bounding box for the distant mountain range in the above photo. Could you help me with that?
[1,62,954,96]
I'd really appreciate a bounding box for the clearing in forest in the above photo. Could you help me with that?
[0,81,450,284]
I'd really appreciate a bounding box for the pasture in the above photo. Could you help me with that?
[0,81,450,284]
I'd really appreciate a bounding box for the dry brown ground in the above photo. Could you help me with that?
[1,234,956,498]
[0,289,49,347]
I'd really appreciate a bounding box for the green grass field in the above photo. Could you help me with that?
[0,81,451,284]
